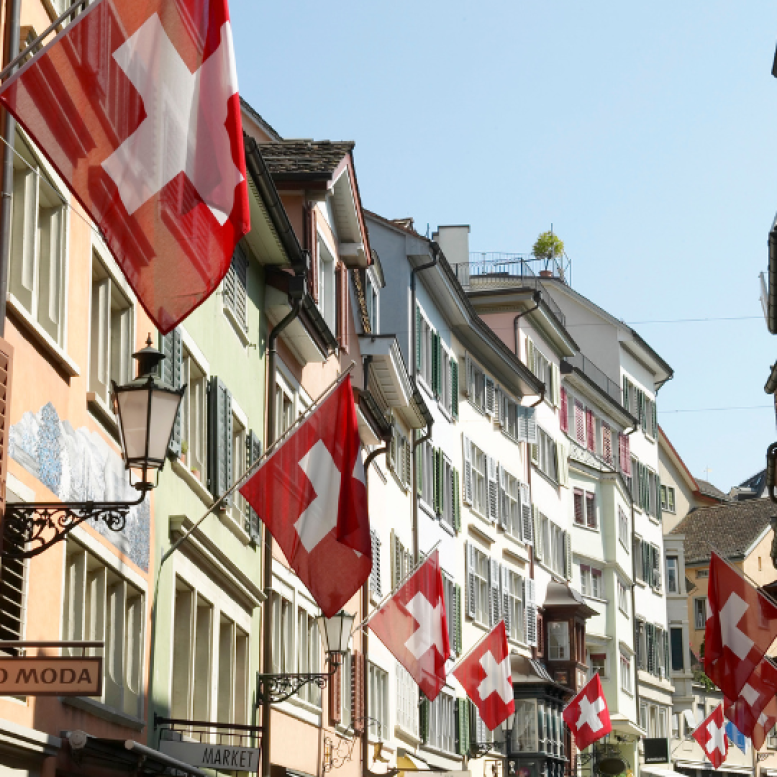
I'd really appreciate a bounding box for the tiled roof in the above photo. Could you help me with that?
[258,140,354,178]
[670,499,777,564]
[694,478,729,502]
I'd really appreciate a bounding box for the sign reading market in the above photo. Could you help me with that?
[0,657,102,696]
[160,740,261,773]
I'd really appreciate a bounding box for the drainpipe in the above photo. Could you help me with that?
[410,242,440,563]
[261,279,304,777]
[0,0,22,335]
[513,291,542,358]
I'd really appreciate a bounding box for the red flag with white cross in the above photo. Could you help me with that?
[705,552,777,701]
[751,696,777,751]
[452,620,514,731]
[693,704,728,768]
[240,376,371,617]
[724,657,777,744]
[368,550,450,701]
[0,0,250,333]
[562,673,611,751]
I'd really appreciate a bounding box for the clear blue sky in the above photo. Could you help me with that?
[231,1,777,493]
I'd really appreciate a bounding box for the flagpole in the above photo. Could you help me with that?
[350,539,442,635]
[445,619,505,676]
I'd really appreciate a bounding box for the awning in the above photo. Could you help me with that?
[397,753,430,771]
[641,768,687,777]
[673,761,752,775]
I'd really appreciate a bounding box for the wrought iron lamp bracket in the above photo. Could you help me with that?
[578,753,594,766]
[322,717,383,772]
[256,659,340,705]
[1,491,147,560]
[470,741,499,759]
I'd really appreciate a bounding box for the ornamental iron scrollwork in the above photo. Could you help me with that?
[470,741,500,758]
[323,717,383,772]
[1,491,146,560]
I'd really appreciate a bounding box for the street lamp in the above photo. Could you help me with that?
[1,336,185,559]
[256,610,355,704]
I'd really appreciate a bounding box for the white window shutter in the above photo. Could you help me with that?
[462,436,473,505]
[525,407,538,445]
[551,362,560,407]
[390,530,401,589]
[466,542,476,619]
[557,440,569,488]
[485,376,496,417]
[520,483,533,545]
[487,456,499,523]
[526,337,535,375]
[489,558,500,627]
[501,565,511,635]
[564,530,573,580]
[497,465,508,529]
[533,506,543,561]
[525,578,537,647]
[464,353,473,397]
[493,386,503,425]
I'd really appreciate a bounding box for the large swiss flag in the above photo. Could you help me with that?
[562,674,611,751]
[0,0,249,333]
[240,376,371,617]
[705,552,777,700]
[693,704,728,768]
[452,620,514,730]
[368,550,450,701]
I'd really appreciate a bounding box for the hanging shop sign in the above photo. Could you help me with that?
[0,656,102,696]
[643,738,670,764]
[160,740,261,772]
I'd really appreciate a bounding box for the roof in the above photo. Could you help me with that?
[670,499,777,565]
[258,140,355,180]
[694,478,729,502]
[240,97,283,141]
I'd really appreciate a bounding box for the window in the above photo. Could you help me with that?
[618,578,628,614]
[417,439,434,508]
[466,356,487,413]
[339,651,352,726]
[441,572,461,654]
[64,541,144,717]
[694,598,707,630]
[526,338,559,406]
[230,411,247,526]
[427,691,455,752]
[317,238,336,332]
[510,699,537,752]
[661,485,676,513]
[417,308,434,390]
[670,627,685,672]
[548,621,569,660]
[369,530,382,597]
[0,542,26,648]
[574,489,597,529]
[589,652,608,679]
[666,557,679,594]
[9,138,67,347]
[504,568,525,643]
[89,255,133,407]
[389,423,412,490]
[580,565,603,599]
[218,615,250,727]
[468,543,489,624]
[532,427,558,482]
[390,531,413,588]
[223,244,248,332]
[296,608,321,705]
[364,268,379,334]
[622,377,658,439]
[180,346,208,477]
[367,662,389,738]
[501,469,522,540]
[466,438,488,517]
[396,662,418,734]
[768,725,777,750]
[501,394,537,444]
[271,591,293,674]
[573,489,584,526]
[538,512,567,579]
[618,507,629,549]
[620,652,632,693]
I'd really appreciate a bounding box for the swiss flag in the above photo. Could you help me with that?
[240,376,371,617]
[751,696,777,751]
[724,656,777,744]
[452,620,514,731]
[705,552,777,700]
[368,550,450,701]
[0,0,249,333]
[562,674,611,751]
[693,704,728,768]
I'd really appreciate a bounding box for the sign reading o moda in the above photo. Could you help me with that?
[0,657,102,696]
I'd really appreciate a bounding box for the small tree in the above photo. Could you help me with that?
[532,231,564,268]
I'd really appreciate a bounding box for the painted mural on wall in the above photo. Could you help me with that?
[8,402,150,571]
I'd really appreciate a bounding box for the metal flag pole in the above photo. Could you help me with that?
[350,539,442,636]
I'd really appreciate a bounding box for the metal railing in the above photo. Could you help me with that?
[564,353,622,407]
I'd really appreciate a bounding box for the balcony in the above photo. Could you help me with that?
[562,353,622,407]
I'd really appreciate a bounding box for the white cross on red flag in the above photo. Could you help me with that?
[368,550,450,701]
[562,673,611,751]
[724,656,777,746]
[452,620,514,731]
[693,704,729,768]
[751,697,777,752]
[705,552,777,701]
[240,376,371,617]
[0,0,250,334]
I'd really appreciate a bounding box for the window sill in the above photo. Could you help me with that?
[223,304,250,346]
[437,402,453,424]
[419,500,435,520]
[420,742,458,760]
[218,507,251,546]
[573,522,600,534]
[418,376,434,400]
[582,594,607,605]
[467,521,494,545]
[388,468,410,493]
[531,467,559,489]
[86,392,121,443]
[394,724,421,746]
[61,695,144,730]
[439,519,456,537]
[8,293,80,377]
[467,399,486,417]
[171,458,213,506]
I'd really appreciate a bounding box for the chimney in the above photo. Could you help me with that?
[432,225,470,267]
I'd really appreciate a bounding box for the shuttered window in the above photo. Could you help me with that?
[223,244,248,332]
[208,377,233,503]
[466,542,489,624]
[245,431,262,541]
[369,530,382,597]
[390,530,413,589]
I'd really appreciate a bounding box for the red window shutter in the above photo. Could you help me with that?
[336,264,349,352]
[329,661,342,725]
[308,208,319,303]
[586,410,595,452]
[574,400,585,444]
[560,388,568,433]
[0,337,12,516]
[619,434,631,477]
[586,493,596,528]
[352,650,365,733]
[602,424,612,464]
[573,489,584,525]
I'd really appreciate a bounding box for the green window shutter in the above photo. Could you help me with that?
[245,430,262,540]
[457,697,470,755]
[622,377,629,409]
[454,583,462,653]
[653,402,658,438]
[160,328,183,456]
[419,696,430,743]
[451,359,459,419]
[207,376,233,504]
[416,434,424,497]
[433,448,441,513]
[431,331,439,395]
[656,475,662,522]
[416,307,422,372]
[453,468,461,532]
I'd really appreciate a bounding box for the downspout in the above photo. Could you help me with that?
[261,286,304,777]
[0,0,21,335]
[513,291,542,358]
[410,242,440,562]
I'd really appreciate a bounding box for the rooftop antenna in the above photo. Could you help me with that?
[704,465,712,481]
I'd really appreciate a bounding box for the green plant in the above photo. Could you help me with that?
[532,231,564,263]
[181,440,189,456]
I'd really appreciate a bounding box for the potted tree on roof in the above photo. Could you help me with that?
[532,230,564,277]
